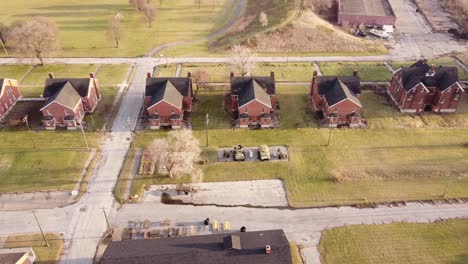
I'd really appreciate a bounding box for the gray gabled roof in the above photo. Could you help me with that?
[41,81,81,110]
[148,80,183,109]
[101,229,292,264]
[43,78,92,97]
[400,60,459,91]
[237,80,272,108]
[323,79,362,107]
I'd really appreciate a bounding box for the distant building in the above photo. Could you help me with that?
[0,248,36,264]
[0,78,22,120]
[144,73,193,129]
[101,229,292,264]
[388,60,465,113]
[310,71,363,127]
[41,73,101,130]
[230,72,277,128]
[338,0,396,28]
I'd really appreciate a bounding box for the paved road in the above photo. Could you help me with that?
[115,200,468,264]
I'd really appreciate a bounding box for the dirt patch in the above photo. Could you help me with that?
[247,11,387,53]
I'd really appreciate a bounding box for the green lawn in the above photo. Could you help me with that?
[21,64,99,85]
[318,62,393,82]
[83,86,119,131]
[0,150,91,192]
[156,64,178,77]
[19,86,44,97]
[0,65,32,80]
[0,0,229,57]
[290,242,303,264]
[5,234,63,264]
[129,85,468,207]
[96,64,130,85]
[319,220,468,264]
[181,63,231,82]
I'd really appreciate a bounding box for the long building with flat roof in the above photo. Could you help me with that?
[338,0,396,27]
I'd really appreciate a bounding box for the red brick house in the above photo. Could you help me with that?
[230,73,277,128]
[388,60,465,113]
[144,73,193,129]
[0,78,22,120]
[41,73,101,130]
[310,71,363,128]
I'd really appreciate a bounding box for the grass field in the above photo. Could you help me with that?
[0,65,32,80]
[319,219,468,264]
[0,150,91,193]
[181,63,315,82]
[5,233,63,264]
[129,85,468,207]
[0,0,229,57]
[318,62,393,81]
[83,86,119,131]
[156,64,178,77]
[21,64,99,85]
[96,64,130,85]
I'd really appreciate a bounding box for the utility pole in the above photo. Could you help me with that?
[23,115,37,150]
[78,117,89,150]
[102,208,111,231]
[443,173,462,197]
[0,39,8,56]
[32,211,49,247]
[205,113,209,147]
[327,122,332,146]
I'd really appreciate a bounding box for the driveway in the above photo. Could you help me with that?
[388,0,468,59]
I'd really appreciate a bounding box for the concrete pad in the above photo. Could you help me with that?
[217,146,289,162]
[143,180,288,207]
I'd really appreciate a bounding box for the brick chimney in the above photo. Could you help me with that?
[187,72,192,78]
[89,72,95,78]
[311,71,318,97]
[270,71,275,79]
[353,70,359,77]
[48,72,54,79]
[147,72,152,78]
[230,72,234,79]
[265,245,271,254]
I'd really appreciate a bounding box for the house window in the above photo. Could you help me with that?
[244,108,248,113]
[47,110,52,116]
[64,110,69,115]
[171,109,175,114]
[261,107,265,113]
[154,109,158,114]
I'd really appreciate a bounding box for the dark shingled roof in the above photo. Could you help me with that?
[101,230,292,264]
[41,81,81,110]
[400,60,459,91]
[0,252,27,264]
[317,76,361,107]
[231,76,275,108]
[145,78,191,98]
[147,80,183,109]
[43,78,92,98]
[0,79,4,92]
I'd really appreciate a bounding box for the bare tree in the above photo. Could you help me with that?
[107,13,124,48]
[259,11,269,27]
[191,70,209,97]
[129,0,146,12]
[142,4,157,27]
[230,44,256,77]
[146,129,202,180]
[8,17,59,65]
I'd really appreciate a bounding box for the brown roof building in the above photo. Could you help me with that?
[101,230,292,264]
[338,0,396,27]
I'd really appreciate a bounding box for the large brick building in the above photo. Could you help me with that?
[388,60,465,113]
[338,0,396,28]
[41,73,101,130]
[230,73,277,128]
[144,73,193,129]
[310,71,363,128]
[0,78,22,120]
